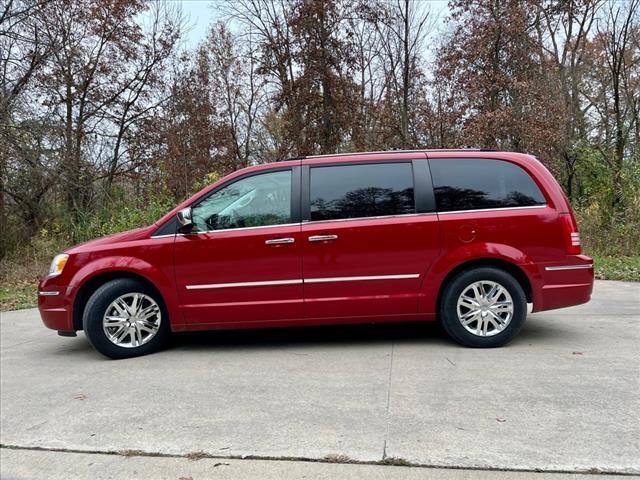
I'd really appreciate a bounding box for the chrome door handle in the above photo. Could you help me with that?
[265,237,295,245]
[308,234,338,242]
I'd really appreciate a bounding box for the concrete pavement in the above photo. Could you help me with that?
[1,280,639,478]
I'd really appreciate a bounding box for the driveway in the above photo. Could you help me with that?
[1,280,639,478]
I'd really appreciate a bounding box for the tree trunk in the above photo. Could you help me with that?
[401,0,410,148]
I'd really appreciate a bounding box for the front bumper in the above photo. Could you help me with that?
[38,277,75,332]
[535,254,594,312]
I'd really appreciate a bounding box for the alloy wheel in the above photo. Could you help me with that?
[102,293,161,348]
[456,280,514,337]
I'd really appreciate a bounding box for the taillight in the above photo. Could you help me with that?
[561,213,582,254]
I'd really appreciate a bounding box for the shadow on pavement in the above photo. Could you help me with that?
[169,315,565,351]
[170,320,447,351]
[44,315,567,358]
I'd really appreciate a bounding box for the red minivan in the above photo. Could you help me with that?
[38,150,594,358]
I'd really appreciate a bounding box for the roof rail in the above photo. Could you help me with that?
[301,148,495,159]
[275,156,306,162]
[276,148,498,162]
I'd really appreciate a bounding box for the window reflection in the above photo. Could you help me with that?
[430,159,545,212]
[310,163,415,221]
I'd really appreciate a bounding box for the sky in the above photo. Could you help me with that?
[176,0,451,48]
[179,0,218,47]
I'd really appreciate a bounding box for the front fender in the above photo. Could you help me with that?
[418,242,543,314]
[69,256,182,328]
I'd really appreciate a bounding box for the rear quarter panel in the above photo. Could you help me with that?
[420,152,570,314]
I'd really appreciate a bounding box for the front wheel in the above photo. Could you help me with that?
[83,278,170,359]
[439,267,527,348]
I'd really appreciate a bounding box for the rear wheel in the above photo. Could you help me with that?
[83,278,170,359]
[439,267,526,348]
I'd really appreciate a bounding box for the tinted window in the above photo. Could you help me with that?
[310,163,415,221]
[430,159,546,212]
[192,170,291,231]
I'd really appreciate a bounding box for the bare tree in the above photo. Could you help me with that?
[0,0,61,252]
[375,0,433,148]
[104,1,184,190]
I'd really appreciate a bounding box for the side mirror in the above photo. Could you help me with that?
[176,207,193,232]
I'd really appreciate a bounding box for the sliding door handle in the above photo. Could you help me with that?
[265,237,295,245]
[308,234,338,242]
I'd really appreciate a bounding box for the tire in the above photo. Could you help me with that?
[439,267,526,348]
[82,278,170,359]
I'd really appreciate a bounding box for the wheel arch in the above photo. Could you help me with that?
[72,271,166,331]
[435,258,533,317]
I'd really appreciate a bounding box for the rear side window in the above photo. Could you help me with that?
[309,163,415,221]
[430,159,546,212]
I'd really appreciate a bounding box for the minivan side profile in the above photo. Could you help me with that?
[38,150,594,358]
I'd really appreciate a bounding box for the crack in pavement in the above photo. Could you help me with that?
[382,341,395,460]
[1,444,636,476]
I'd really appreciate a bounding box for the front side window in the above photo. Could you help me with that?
[430,159,546,212]
[192,170,292,231]
[309,163,415,221]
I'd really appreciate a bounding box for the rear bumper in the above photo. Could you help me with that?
[534,255,594,312]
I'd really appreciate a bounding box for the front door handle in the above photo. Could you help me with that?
[308,234,338,242]
[265,237,295,245]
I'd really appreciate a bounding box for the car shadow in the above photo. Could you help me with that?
[44,315,568,359]
[169,320,449,351]
[168,314,570,352]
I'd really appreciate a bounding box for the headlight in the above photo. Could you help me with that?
[48,254,69,277]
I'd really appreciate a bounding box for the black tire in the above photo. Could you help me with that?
[82,278,170,359]
[439,267,526,348]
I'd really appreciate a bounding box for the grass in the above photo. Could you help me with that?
[0,282,37,311]
[593,256,640,282]
[0,251,49,311]
[379,457,412,466]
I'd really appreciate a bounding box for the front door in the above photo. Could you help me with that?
[301,161,440,320]
[174,167,303,326]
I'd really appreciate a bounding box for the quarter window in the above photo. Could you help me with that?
[430,159,546,212]
[192,170,292,231]
[309,163,415,221]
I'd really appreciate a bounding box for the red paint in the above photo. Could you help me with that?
[38,151,593,334]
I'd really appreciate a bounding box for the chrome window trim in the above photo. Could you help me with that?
[38,291,60,296]
[186,273,421,290]
[151,222,302,238]
[545,264,593,271]
[437,204,547,215]
[193,222,301,234]
[149,233,178,239]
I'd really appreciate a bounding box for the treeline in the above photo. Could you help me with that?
[1,0,639,259]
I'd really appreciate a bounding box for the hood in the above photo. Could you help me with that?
[66,225,155,254]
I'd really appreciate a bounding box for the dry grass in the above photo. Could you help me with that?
[185,451,208,461]
[323,453,352,463]
[0,236,64,310]
[0,257,46,311]
[118,449,146,458]
[379,457,412,466]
